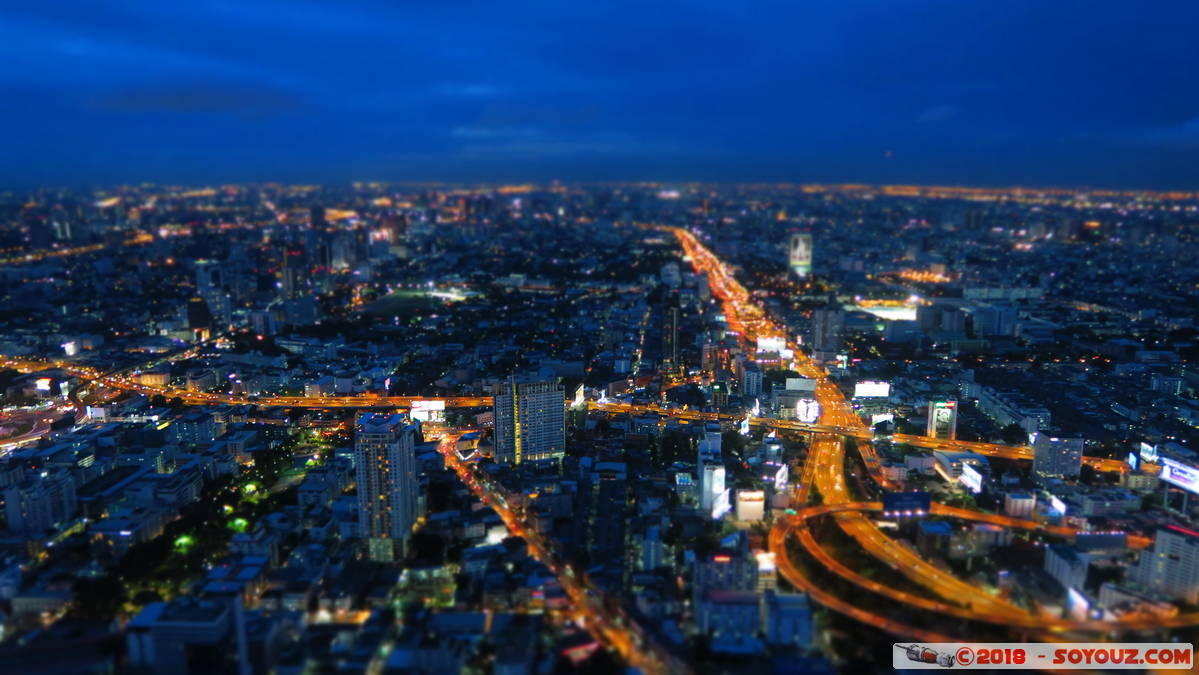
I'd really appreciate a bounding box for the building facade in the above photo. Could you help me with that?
[354,413,419,562]
[493,378,565,465]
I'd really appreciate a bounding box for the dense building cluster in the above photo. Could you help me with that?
[0,183,1195,672]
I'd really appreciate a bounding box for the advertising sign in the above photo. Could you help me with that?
[411,399,446,422]
[883,491,931,515]
[854,381,891,398]
[796,398,821,424]
[959,463,983,494]
[1050,495,1067,514]
[789,233,812,277]
[1161,457,1199,494]
[711,488,732,520]
[757,336,786,353]
[1140,442,1159,463]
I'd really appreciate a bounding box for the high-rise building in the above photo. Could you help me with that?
[196,260,232,331]
[493,378,565,465]
[811,309,844,355]
[698,431,726,516]
[1133,525,1199,603]
[4,472,77,534]
[1032,433,1084,479]
[926,399,958,440]
[662,304,680,377]
[740,364,763,399]
[788,233,812,278]
[195,260,223,292]
[280,245,308,300]
[355,413,419,562]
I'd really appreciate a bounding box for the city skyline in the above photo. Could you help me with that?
[2,1,1199,671]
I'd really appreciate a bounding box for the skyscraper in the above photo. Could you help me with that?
[926,399,958,440]
[662,304,680,377]
[354,413,419,562]
[1031,433,1084,479]
[811,309,844,357]
[493,378,565,465]
[195,260,223,291]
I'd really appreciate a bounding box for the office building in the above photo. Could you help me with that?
[355,413,419,562]
[1132,526,1199,603]
[811,309,843,355]
[493,377,565,465]
[926,399,958,440]
[1032,433,1084,479]
[740,364,763,398]
[4,472,77,534]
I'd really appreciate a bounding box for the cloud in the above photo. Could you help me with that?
[451,126,540,139]
[915,104,960,123]
[92,87,301,117]
[434,83,503,98]
[455,132,687,159]
[1113,117,1199,150]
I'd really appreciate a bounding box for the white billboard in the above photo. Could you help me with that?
[854,381,891,398]
[1140,442,1159,463]
[785,378,817,392]
[735,490,766,522]
[711,488,732,520]
[1161,457,1199,494]
[411,399,446,422]
[871,413,895,425]
[796,398,821,424]
[757,336,786,353]
[789,233,812,278]
[1050,495,1067,514]
[959,463,983,494]
[772,463,789,490]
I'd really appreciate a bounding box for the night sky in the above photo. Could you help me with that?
[4,1,1199,188]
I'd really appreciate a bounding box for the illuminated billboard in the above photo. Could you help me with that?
[854,381,891,398]
[882,491,931,515]
[959,463,983,494]
[711,488,732,520]
[796,398,821,424]
[772,462,791,489]
[1050,495,1067,514]
[411,400,446,422]
[1140,442,1158,463]
[785,377,816,392]
[757,336,786,353]
[789,233,812,278]
[735,490,765,522]
[1161,457,1199,494]
[35,377,52,392]
[1126,451,1138,472]
[870,413,895,425]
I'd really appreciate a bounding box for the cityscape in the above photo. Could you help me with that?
[0,183,1195,673]
[3,2,1199,674]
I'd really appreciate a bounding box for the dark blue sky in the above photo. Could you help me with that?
[4,1,1199,188]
